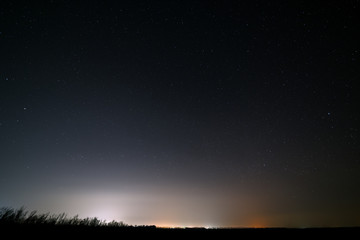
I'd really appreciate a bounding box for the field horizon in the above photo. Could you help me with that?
[1,206,359,237]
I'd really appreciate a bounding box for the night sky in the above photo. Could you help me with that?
[1,0,360,228]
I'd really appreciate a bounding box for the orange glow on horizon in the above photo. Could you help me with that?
[247,217,269,229]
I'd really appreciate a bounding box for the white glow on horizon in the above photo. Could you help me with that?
[24,186,264,228]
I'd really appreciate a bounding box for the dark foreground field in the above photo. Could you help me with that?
[1,223,359,238]
[1,208,358,237]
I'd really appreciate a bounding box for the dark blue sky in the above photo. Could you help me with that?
[0,0,359,227]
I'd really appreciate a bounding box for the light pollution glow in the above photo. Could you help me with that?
[8,184,353,228]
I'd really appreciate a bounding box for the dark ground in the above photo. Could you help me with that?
[1,223,359,238]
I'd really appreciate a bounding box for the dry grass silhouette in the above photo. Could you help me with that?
[0,206,128,227]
